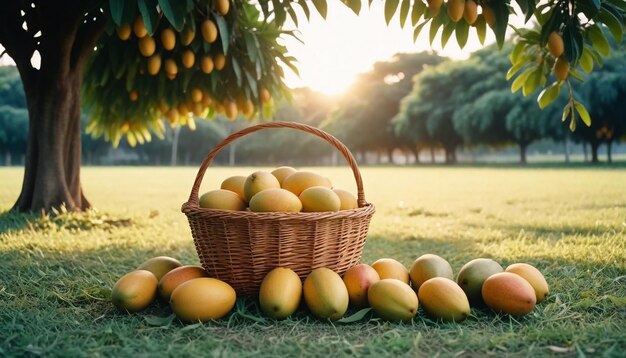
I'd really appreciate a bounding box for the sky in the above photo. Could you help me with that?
[280,1,499,95]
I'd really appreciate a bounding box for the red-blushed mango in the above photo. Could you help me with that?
[418,277,470,322]
[333,189,358,210]
[371,258,410,284]
[303,268,349,320]
[111,270,158,312]
[342,264,380,307]
[409,254,454,290]
[456,258,503,305]
[199,189,246,211]
[463,0,478,24]
[244,171,280,202]
[482,272,536,315]
[158,265,209,302]
[271,166,297,186]
[259,267,302,319]
[137,256,182,280]
[505,263,549,303]
[249,188,302,212]
[170,278,236,322]
[281,171,332,196]
[299,186,340,212]
[368,279,418,321]
[220,176,246,201]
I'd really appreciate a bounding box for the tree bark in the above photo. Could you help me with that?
[591,142,600,163]
[2,1,105,212]
[519,142,528,164]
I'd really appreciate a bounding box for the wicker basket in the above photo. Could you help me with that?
[181,121,375,296]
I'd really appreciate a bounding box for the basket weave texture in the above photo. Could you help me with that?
[181,122,375,296]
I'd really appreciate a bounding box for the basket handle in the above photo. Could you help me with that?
[186,121,368,207]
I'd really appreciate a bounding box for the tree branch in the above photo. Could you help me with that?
[71,12,107,71]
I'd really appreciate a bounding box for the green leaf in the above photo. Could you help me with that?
[540,8,562,46]
[563,22,584,63]
[343,0,362,14]
[455,19,469,49]
[475,15,486,45]
[506,62,524,80]
[299,0,311,20]
[215,15,230,55]
[579,47,594,73]
[109,0,136,26]
[537,82,561,109]
[312,0,328,18]
[158,0,186,31]
[336,308,372,323]
[429,13,444,46]
[399,0,411,28]
[577,0,602,20]
[511,68,533,93]
[599,8,624,43]
[272,0,287,25]
[441,21,455,48]
[413,21,429,42]
[562,102,571,122]
[587,25,610,56]
[510,41,525,65]
[138,0,160,36]
[574,101,591,126]
[491,0,510,49]
[385,0,400,25]
[411,0,426,26]
[522,67,542,96]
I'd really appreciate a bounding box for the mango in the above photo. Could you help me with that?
[220,176,247,200]
[505,263,549,303]
[138,36,156,57]
[418,277,470,322]
[371,258,410,284]
[161,28,176,50]
[342,264,380,307]
[456,258,503,305]
[201,19,218,43]
[282,171,332,196]
[299,186,341,212]
[303,268,349,320]
[368,279,418,321]
[111,270,158,312]
[547,31,564,58]
[409,254,453,290]
[137,256,182,281]
[170,278,236,322]
[158,265,209,302]
[249,188,302,212]
[199,189,246,211]
[482,272,536,315]
[244,171,280,202]
[333,189,358,210]
[259,268,302,319]
[463,0,478,24]
[271,166,297,185]
[447,0,465,22]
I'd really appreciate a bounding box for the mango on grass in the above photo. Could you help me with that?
[170,278,236,322]
[199,189,246,211]
[342,264,380,307]
[303,268,349,320]
[158,265,209,302]
[409,253,454,290]
[456,258,503,305]
[137,256,182,281]
[418,277,470,322]
[371,258,410,284]
[482,272,536,316]
[259,268,302,319]
[505,263,549,303]
[368,279,418,321]
[112,270,158,312]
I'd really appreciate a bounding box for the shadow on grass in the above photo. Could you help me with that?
[0,209,135,234]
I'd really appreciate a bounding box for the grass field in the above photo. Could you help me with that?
[1,166,625,357]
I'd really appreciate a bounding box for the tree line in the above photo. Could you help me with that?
[1,43,624,166]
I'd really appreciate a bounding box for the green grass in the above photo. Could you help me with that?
[1,166,625,357]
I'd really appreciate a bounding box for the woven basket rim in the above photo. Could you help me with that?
[182,201,376,221]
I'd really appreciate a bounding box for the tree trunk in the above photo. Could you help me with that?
[410,146,420,164]
[607,140,612,163]
[564,132,570,163]
[171,126,180,166]
[430,146,435,164]
[4,152,10,166]
[591,142,599,163]
[2,1,104,212]
[387,147,395,165]
[444,145,456,164]
[583,142,588,162]
[519,142,528,164]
